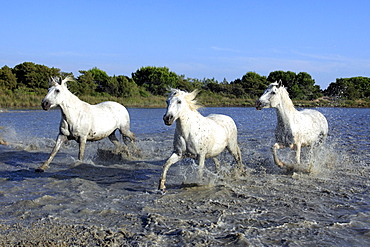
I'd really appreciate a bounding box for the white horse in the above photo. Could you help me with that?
[255,81,328,171]
[36,76,135,172]
[158,89,244,192]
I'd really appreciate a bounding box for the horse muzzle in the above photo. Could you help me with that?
[163,114,174,126]
[41,100,51,111]
[255,100,264,110]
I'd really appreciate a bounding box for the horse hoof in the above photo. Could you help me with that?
[277,162,285,169]
[157,189,166,195]
[286,166,294,172]
[71,161,82,167]
[35,168,45,173]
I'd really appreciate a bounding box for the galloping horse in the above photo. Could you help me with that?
[158,89,244,192]
[256,81,328,171]
[36,76,135,172]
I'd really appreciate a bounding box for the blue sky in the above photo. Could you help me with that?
[1,0,370,89]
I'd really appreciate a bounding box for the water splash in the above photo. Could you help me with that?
[0,108,368,246]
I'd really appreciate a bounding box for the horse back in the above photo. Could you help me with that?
[95,101,127,111]
[93,101,129,120]
[300,109,328,134]
[295,109,328,145]
[206,114,238,138]
[88,101,130,137]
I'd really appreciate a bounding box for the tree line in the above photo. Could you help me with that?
[0,62,369,102]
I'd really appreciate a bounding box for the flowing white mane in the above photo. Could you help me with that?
[168,88,202,111]
[61,76,74,86]
[277,84,295,109]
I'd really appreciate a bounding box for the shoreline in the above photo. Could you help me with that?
[0,94,369,110]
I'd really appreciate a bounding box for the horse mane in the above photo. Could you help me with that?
[51,76,81,103]
[269,81,279,87]
[168,88,202,111]
[185,89,202,111]
[49,76,74,87]
[278,84,289,97]
[277,84,295,109]
[62,76,74,85]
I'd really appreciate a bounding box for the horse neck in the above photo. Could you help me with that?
[176,107,202,135]
[59,92,88,122]
[275,89,297,127]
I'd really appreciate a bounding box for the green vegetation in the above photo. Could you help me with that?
[0,62,369,109]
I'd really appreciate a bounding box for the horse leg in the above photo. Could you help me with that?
[119,126,135,145]
[295,142,302,165]
[36,134,67,172]
[197,154,206,180]
[227,144,244,172]
[307,145,314,173]
[108,131,122,150]
[0,127,8,145]
[158,153,182,192]
[0,138,8,145]
[78,136,87,161]
[272,143,285,168]
[117,128,137,156]
[112,129,137,157]
[212,157,221,173]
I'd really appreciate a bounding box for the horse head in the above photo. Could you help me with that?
[163,89,185,125]
[255,80,284,110]
[163,89,200,125]
[41,76,72,110]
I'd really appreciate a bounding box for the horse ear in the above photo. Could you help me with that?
[61,76,74,87]
[278,79,283,88]
[49,77,58,86]
[57,77,63,85]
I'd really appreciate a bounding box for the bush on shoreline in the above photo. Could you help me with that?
[1,91,369,110]
[1,62,369,109]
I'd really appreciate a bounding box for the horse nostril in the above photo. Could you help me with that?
[163,114,173,125]
[255,100,262,110]
[41,100,50,110]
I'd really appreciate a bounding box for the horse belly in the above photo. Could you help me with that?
[205,124,229,158]
[293,110,328,146]
[206,141,227,158]
[87,121,117,141]
[90,102,127,135]
[181,125,226,159]
[86,129,113,141]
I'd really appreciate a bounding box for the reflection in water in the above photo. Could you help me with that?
[0,108,369,245]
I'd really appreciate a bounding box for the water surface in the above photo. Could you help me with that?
[0,107,369,246]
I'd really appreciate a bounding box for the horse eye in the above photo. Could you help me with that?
[177,100,182,104]
[55,89,60,93]
[271,91,276,95]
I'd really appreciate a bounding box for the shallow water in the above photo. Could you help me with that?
[0,107,369,246]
